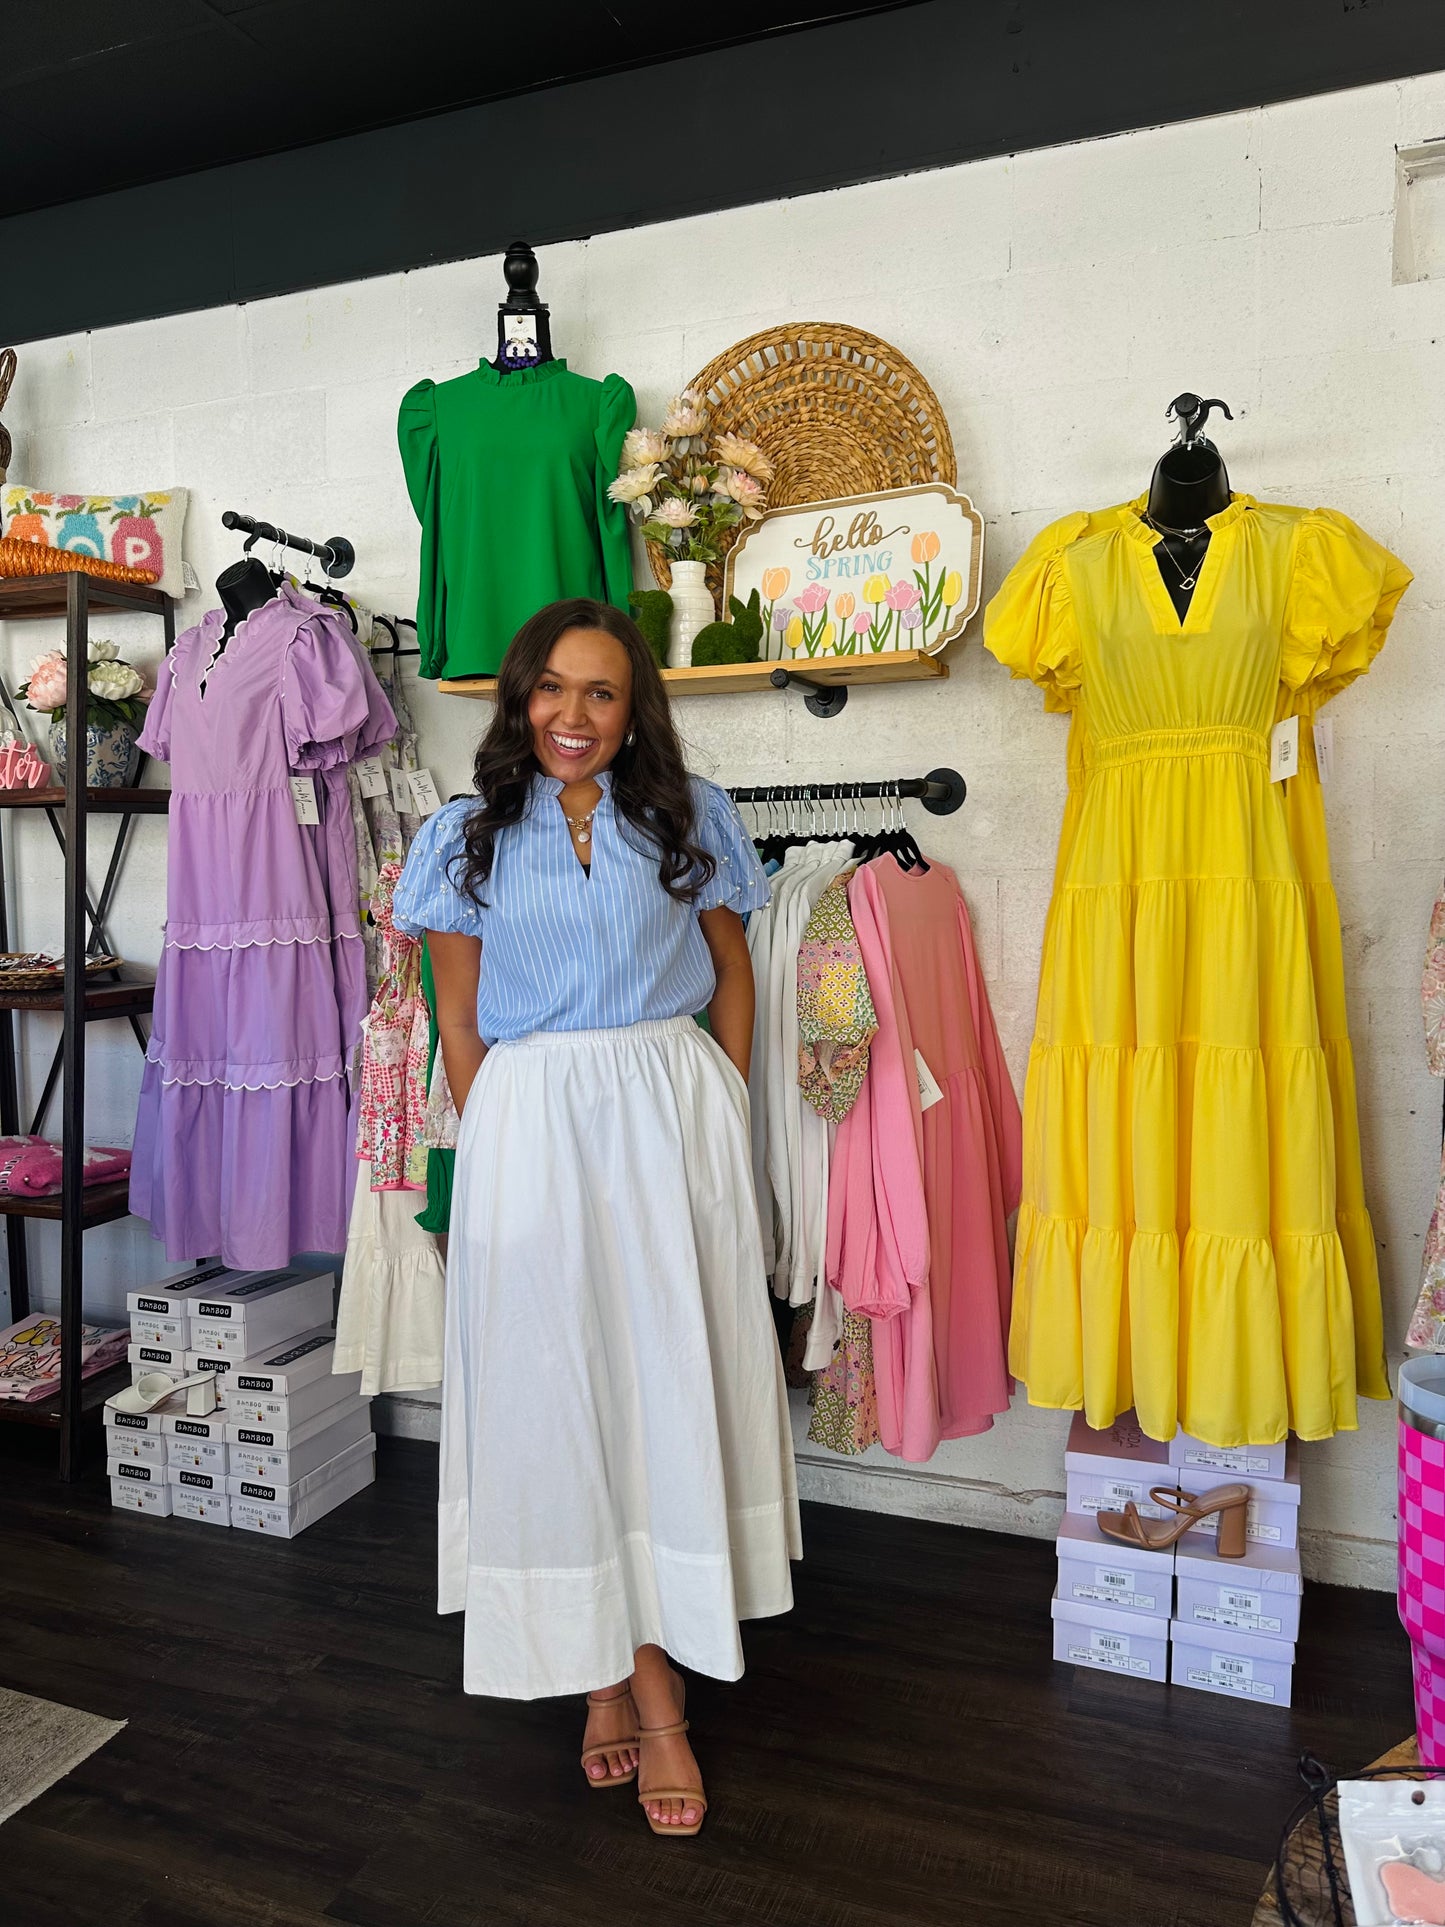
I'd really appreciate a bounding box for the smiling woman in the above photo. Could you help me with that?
[391,597,800,1840]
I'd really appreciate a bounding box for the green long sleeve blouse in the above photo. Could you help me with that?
[397,358,636,679]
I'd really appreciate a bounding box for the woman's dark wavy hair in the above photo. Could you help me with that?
[453,598,716,908]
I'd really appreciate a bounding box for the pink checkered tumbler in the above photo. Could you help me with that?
[1398,1412,1445,1765]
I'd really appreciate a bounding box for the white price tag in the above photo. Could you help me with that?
[289,774,319,825]
[1270,715,1299,783]
[1313,715,1334,784]
[388,766,414,811]
[1220,1587,1263,1615]
[355,757,389,800]
[407,768,443,817]
[914,1049,945,1112]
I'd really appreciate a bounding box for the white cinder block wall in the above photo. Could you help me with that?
[6,75,1445,1587]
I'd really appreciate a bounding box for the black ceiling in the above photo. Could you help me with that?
[1,1,918,216]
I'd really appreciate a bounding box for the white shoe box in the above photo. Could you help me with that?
[126,1265,230,1348]
[104,1417,169,1466]
[1169,1618,1295,1706]
[1174,1538,1303,1643]
[108,1456,171,1506]
[1064,1410,1174,1522]
[128,1339,191,1381]
[226,1397,372,1485]
[229,1434,376,1539]
[180,1350,244,1407]
[1168,1429,1288,1481]
[1051,1587,1169,1682]
[110,1470,174,1517]
[171,1486,232,1526]
[1056,1511,1174,1619]
[161,1407,230,1446]
[1172,1444,1301,1550]
[165,1432,228,1477]
[225,1351,362,1437]
[189,1272,335,1360]
[167,1461,227,1502]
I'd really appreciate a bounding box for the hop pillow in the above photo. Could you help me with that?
[2,484,188,601]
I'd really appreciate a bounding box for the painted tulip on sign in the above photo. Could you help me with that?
[724,482,985,659]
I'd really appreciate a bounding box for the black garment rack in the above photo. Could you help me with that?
[220,510,355,578]
[727,769,966,815]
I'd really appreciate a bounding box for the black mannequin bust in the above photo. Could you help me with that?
[214,554,279,645]
[1144,394,1234,620]
[493,242,555,370]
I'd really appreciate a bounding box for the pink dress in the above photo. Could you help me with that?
[827,858,1023,1460]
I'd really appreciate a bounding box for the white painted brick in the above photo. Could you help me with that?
[1010,112,1260,272]
[326,376,411,485]
[1260,344,1445,484]
[5,333,92,431]
[91,308,245,419]
[246,277,407,392]
[21,412,177,493]
[1258,82,1400,232]
[173,389,327,501]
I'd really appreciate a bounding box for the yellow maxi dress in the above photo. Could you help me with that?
[985,494,1410,1446]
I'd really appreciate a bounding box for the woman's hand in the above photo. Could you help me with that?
[427,931,486,1115]
[699,906,754,1084]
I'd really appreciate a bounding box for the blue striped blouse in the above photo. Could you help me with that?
[392,771,770,1044]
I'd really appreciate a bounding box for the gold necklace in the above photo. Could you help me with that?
[563,806,597,846]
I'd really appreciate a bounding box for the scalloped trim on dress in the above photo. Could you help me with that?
[162,928,364,952]
[150,1065,349,1092]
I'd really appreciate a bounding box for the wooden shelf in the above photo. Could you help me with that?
[0,1361,130,1429]
[0,575,170,620]
[439,648,950,701]
[0,1178,133,1225]
[0,972,155,1017]
[0,786,170,813]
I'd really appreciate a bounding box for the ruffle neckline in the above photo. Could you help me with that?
[1118,492,1257,550]
[472,357,570,388]
[534,767,614,799]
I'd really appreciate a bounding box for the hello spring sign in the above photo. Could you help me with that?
[723,482,984,660]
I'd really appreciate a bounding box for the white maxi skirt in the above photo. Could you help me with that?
[439,1015,802,1700]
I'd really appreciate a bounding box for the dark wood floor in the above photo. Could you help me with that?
[0,1434,1412,1927]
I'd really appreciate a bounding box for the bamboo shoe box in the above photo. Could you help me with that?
[229,1431,376,1539]
[128,1339,191,1382]
[1051,1588,1170,1682]
[104,1412,169,1467]
[220,1328,360,1433]
[171,1484,232,1527]
[226,1396,372,1485]
[1055,1511,1174,1620]
[188,1271,335,1360]
[108,1458,174,1517]
[126,1265,230,1348]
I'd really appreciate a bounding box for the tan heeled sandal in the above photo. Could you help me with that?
[580,1689,638,1790]
[1098,1481,1251,1557]
[636,1717,707,1838]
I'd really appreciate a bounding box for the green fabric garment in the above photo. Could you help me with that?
[417,940,455,1235]
[397,358,636,679]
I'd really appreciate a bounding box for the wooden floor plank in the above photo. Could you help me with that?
[0,1435,1414,1927]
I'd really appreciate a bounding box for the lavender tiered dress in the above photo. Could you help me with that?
[130,583,396,1267]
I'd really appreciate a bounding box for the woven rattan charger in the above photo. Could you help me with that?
[647,322,956,606]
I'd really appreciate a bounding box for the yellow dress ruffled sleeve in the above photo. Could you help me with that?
[982,512,1090,713]
[1281,508,1412,708]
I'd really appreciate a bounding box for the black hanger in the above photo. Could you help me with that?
[299,555,358,632]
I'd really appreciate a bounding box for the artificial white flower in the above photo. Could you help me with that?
[87,637,120,663]
[713,433,773,482]
[608,463,660,505]
[689,472,712,494]
[661,391,708,439]
[652,498,698,529]
[713,468,766,518]
[621,427,670,468]
[87,662,143,701]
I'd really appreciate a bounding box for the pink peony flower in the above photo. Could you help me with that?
[24,652,67,711]
[884,580,921,611]
[793,583,830,614]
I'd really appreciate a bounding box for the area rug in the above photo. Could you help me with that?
[0,1685,124,1825]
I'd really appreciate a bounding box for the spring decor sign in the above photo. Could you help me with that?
[724,483,984,660]
[18,638,149,787]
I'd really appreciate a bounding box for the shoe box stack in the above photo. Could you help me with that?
[1053,1412,1303,1705]
[107,1267,376,1537]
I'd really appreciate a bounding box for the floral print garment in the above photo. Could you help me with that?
[357,863,431,1191]
[797,866,878,1124]
[807,1310,882,1455]
[1409,885,1445,1350]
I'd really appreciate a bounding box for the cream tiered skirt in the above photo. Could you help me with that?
[439,1015,801,1699]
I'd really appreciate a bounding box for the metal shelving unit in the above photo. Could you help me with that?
[0,572,174,1476]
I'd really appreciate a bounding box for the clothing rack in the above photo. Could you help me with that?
[220,510,355,579]
[727,769,966,815]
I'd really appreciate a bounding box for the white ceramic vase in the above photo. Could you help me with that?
[666,561,715,669]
